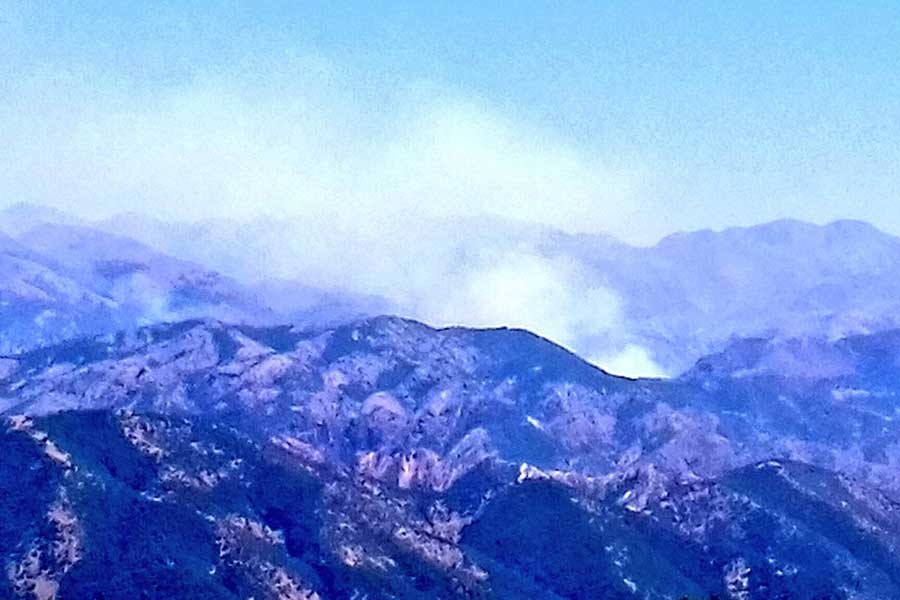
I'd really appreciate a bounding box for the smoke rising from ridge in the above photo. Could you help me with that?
[1,57,665,376]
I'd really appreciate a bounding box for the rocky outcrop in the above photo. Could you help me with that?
[3,316,900,597]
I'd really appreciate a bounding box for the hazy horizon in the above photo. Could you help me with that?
[5,199,896,248]
[6,6,900,597]
[3,2,900,378]
[3,2,900,246]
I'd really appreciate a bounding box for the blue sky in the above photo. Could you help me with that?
[2,1,899,243]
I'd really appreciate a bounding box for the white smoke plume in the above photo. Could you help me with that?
[1,55,669,376]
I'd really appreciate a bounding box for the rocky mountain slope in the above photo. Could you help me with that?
[4,316,899,491]
[4,203,900,597]
[4,410,899,599]
[2,317,900,598]
[0,231,121,354]
[0,208,382,355]
[0,212,275,354]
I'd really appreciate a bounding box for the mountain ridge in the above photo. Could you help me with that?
[7,202,900,376]
[2,309,900,597]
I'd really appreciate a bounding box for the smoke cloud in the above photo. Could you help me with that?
[0,56,668,376]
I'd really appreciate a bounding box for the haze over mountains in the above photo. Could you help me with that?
[6,3,900,597]
[4,203,900,377]
[0,205,386,355]
[5,202,900,597]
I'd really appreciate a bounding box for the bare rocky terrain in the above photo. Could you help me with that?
[2,316,900,598]
[4,206,900,598]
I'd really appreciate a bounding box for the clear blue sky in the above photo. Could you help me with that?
[2,1,899,243]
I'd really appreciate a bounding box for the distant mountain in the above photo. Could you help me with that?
[249,279,398,329]
[92,208,900,375]
[10,202,900,377]
[0,202,84,236]
[0,230,122,354]
[602,219,900,372]
[3,318,900,598]
[0,222,283,354]
[0,211,394,353]
[17,223,277,324]
[4,203,900,596]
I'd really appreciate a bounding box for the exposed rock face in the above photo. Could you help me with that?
[3,411,899,599]
[5,316,900,494]
[0,317,646,482]
[3,316,900,597]
[7,489,82,600]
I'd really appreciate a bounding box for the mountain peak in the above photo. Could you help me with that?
[0,202,82,234]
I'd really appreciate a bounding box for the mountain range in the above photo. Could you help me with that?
[7,203,900,377]
[96,211,900,374]
[0,205,387,356]
[2,316,900,598]
[3,203,900,597]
